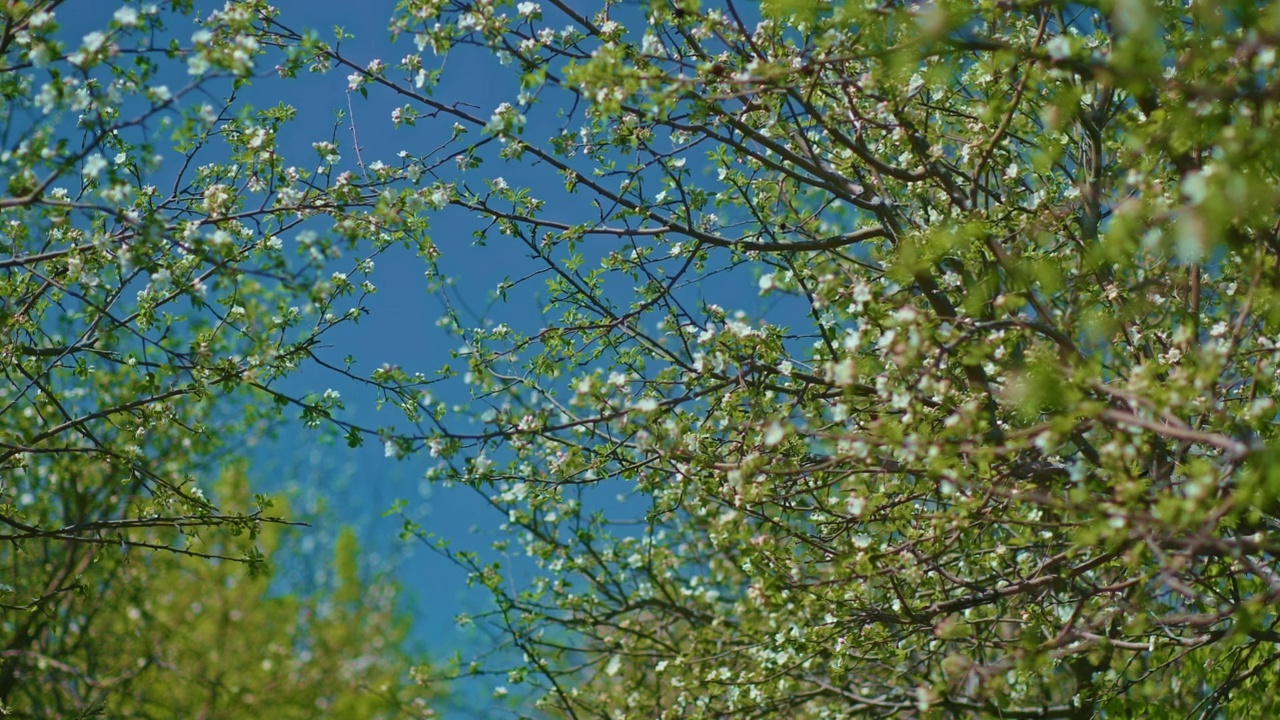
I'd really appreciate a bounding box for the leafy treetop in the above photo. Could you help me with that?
[268,0,1280,717]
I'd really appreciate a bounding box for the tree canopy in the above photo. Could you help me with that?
[311,0,1280,717]
[8,0,1280,718]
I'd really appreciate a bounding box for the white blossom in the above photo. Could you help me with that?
[1047,35,1071,60]
[82,153,108,179]
[114,6,140,26]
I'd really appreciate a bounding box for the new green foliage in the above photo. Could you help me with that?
[303,0,1280,717]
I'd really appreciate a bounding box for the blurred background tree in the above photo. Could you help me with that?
[5,463,438,719]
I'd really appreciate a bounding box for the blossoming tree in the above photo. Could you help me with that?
[10,0,1280,716]
[0,1,428,713]
[283,0,1280,716]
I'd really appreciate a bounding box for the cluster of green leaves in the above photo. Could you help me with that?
[287,0,1280,717]
[0,1,436,715]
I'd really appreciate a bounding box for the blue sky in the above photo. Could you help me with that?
[256,0,539,669]
[230,2,689,711]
